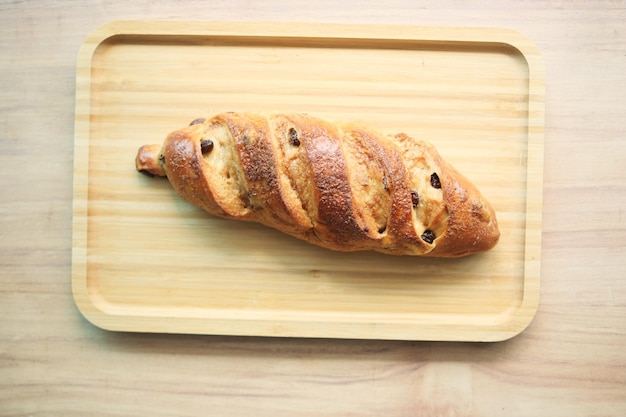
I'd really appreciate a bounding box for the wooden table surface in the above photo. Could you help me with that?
[1,1,625,416]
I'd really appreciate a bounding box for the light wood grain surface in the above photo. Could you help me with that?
[1,1,625,416]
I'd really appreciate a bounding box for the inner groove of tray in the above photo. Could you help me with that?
[98,32,524,55]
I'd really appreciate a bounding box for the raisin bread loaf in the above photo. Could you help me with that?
[136,112,499,257]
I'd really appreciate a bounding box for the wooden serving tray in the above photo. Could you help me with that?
[72,21,544,341]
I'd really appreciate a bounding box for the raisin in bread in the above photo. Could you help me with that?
[136,112,499,257]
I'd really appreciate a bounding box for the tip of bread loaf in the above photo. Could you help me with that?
[135,144,166,177]
[423,160,500,258]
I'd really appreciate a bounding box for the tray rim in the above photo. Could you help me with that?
[72,20,544,342]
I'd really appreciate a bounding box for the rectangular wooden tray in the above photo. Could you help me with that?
[72,21,544,341]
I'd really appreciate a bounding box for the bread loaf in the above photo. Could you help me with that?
[136,112,499,257]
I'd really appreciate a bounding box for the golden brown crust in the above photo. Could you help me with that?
[136,112,499,257]
[217,113,301,232]
[423,159,500,257]
[296,115,370,249]
[162,128,225,216]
